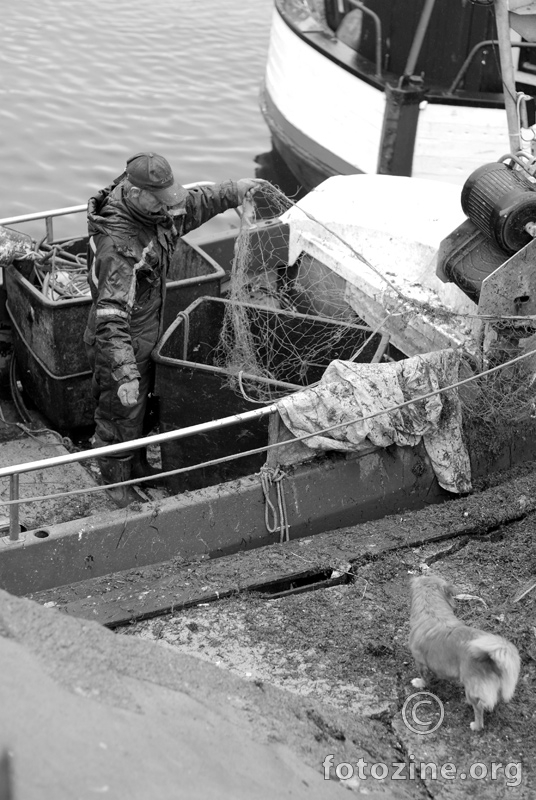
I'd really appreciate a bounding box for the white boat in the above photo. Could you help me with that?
[259,0,536,189]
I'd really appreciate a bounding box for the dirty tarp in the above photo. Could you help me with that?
[273,349,472,494]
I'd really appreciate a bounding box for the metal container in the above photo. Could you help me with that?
[153,296,381,493]
[5,237,225,430]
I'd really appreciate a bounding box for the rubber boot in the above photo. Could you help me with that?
[131,447,162,489]
[97,456,142,508]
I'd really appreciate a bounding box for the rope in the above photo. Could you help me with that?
[261,466,279,534]
[237,370,263,404]
[277,470,290,543]
[236,369,302,405]
[7,356,74,448]
[260,465,290,542]
[19,243,90,301]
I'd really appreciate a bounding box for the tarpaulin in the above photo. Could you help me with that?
[274,349,471,494]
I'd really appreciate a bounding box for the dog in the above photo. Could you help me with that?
[408,574,520,731]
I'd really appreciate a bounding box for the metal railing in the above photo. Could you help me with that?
[0,403,279,543]
[345,0,382,79]
[0,181,214,240]
[0,205,86,225]
[448,40,536,95]
[0,204,86,242]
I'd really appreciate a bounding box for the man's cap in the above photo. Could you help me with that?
[125,152,187,206]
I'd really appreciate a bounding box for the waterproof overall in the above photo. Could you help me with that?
[85,176,241,451]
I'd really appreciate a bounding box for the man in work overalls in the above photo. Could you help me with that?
[85,151,262,506]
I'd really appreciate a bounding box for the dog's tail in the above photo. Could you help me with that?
[468,635,521,702]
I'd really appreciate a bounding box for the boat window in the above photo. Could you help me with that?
[324,0,503,94]
[324,0,352,32]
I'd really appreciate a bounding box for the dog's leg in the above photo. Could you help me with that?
[411,661,432,689]
[469,699,485,732]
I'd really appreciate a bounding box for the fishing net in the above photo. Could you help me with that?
[457,320,536,436]
[213,184,381,403]
[215,182,536,428]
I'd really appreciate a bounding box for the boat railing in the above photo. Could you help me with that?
[0,182,215,242]
[0,204,87,243]
[0,402,279,543]
[345,0,382,79]
[448,40,536,96]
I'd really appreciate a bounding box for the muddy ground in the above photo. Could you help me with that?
[120,486,536,798]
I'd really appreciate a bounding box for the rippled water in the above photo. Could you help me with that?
[0,0,276,229]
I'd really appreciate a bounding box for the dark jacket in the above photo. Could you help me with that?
[84,177,241,386]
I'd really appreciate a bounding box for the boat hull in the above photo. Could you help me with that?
[2,409,536,597]
[262,2,511,191]
[260,82,361,191]
[0,443,451,596]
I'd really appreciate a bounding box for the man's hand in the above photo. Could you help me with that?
[236,178,268,204]
[117,379,139,407]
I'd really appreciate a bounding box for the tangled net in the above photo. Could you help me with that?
[214,182,536,428]
[458,321,536,435]
[214,184,380,402]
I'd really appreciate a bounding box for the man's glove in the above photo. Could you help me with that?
[236,178,269,204]
[117,379,139,407]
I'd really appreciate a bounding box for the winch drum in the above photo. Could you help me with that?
[461,161,536,255]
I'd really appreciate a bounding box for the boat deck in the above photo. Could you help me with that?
[0,386,118,534]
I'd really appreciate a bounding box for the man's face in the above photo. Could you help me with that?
[136,188,169,214]
[126,182,186,216]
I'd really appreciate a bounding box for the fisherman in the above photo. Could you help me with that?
[85,151,264,506]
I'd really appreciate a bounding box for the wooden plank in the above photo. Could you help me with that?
[30,466,536,628]
[33,560,329,628]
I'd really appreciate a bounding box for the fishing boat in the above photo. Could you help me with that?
[259,0,536,190]
[1,151,536,604]
[5,9,536,796]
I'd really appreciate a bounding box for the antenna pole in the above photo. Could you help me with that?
[495,0,521,152]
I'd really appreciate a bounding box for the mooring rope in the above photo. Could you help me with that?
[260,465,290,543]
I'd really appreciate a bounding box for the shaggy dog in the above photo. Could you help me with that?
[409,574,520,731]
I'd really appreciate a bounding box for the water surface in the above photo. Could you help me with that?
[0,0,278,233]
